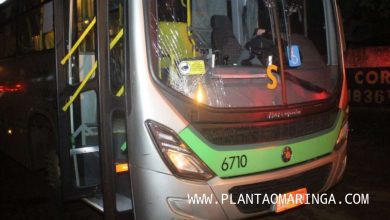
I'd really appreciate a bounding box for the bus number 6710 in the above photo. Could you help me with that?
[221,155,248,171]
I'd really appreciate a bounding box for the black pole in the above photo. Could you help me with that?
[272,4,288,105]
[96,0,117,219]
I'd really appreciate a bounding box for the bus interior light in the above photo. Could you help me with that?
[146,120,214,181]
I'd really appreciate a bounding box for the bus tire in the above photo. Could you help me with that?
[46,148,61,190]
[28,115,63,218]
[28,115,61,189]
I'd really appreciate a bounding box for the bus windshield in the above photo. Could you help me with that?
[148,0,340,108]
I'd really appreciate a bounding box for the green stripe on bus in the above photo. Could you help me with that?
[179,111,343,178]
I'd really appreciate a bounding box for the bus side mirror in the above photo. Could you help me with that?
[286,45,302,67]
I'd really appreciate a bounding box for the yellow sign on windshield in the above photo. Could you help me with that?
[178,60,206,75]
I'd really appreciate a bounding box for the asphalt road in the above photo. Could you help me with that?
[0,154,102,220]
[0,109,389,220]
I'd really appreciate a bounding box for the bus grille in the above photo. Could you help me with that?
[228,164,331,214]
[194,109,338,145]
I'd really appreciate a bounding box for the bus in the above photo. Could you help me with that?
[0,0,349,219]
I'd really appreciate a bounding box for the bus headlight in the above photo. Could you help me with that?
[146,120,214,181]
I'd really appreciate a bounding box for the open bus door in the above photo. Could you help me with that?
[54,0,132,218]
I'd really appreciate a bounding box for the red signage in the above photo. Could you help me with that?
[345,47,390,107]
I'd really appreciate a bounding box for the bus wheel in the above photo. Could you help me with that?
[28,116,60,189]
[46,148,61,190]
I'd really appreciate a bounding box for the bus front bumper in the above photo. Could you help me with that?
[132,139,347,220]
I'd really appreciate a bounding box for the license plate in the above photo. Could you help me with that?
[274,188,307,213]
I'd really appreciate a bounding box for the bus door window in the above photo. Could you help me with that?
[76,0,95,52]
[67,0,96,86]
[69,90,100,187]
[64,0,100,188]
[109,0,132,211]
[111,111,132,211]
[109,0,125,95]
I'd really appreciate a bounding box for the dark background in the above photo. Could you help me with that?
[340,0,390,47]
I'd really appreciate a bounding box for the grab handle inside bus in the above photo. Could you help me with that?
[62,28,124,111]
[60,17,97,65]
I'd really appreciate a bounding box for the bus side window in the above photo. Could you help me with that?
[42,2,54,49]
[0,2,17,58]
[18,1,54,53]
[0,1,17,58]
[0,1,17,21]
[0,23,16,58]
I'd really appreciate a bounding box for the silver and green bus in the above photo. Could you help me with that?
[0,0,349,219]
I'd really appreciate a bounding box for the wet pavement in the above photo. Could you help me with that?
[0,109,389,220]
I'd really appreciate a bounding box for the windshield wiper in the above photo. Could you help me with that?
[283,71,329,94]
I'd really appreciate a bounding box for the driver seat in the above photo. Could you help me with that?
[211,15,242,65]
